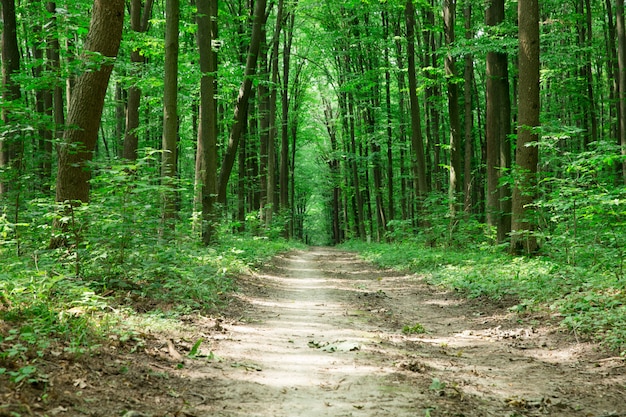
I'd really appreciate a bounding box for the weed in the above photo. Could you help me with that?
[402,323,427,335]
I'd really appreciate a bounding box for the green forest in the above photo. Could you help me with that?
[1,0,626,404]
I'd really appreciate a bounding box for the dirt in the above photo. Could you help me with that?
[2,247,626,417]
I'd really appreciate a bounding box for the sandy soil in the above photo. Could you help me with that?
[2,247,626,416]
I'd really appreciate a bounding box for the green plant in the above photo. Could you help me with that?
[402,323,427,335]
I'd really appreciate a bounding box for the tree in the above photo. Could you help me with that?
[0,0,23,196]
[617,0,626,181]
[217,0,268,204]
[511,0,540,254]
[161,0,180,230]
[444,0,462,216]
[405,0,428,203]
[54,0,125,207]
[485,0,512,242]
[123,0,154,160]
[195,0,219,244]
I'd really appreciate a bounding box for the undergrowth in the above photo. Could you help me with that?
[0,156,299,388]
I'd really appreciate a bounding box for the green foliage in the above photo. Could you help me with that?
[0,155,300,389]
[402,323,426,335]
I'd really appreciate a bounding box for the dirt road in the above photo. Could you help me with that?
[189,248,625,417]
[7,247,625,416]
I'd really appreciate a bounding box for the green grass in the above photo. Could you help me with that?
[341,240,626,354]
[0,232,300,385]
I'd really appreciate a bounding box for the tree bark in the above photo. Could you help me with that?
[405,0,428,202]
[485,0,512,242]
[123,0,154,161]
[0,0,23,196]
[196,0,219,244]
[54,0,125,205]
[383,10,395,225]
[511,0,540,254]
[444,0,462,216]
[161,0,180,230]
[217,0,267,204]
[617,0,626,181]
[463,2,474,216]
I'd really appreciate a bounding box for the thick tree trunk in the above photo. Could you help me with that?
[511,0,540,254]
[217,0,267,204]
[0,0,23,196]
[405,0,428,202]
[55,0,124,205]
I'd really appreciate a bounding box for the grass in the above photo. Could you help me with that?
[0,231,300,385]
[341,239,626,355]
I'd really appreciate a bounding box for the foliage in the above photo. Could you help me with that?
[0,159,299,389]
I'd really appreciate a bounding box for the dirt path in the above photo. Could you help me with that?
[6,247,626,417]
[187,248,625,417]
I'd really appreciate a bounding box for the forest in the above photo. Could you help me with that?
[1,0,626,413]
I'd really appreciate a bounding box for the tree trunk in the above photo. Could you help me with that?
[54,0,124,206]
[405,0,428,202]
[485,0,512,242]
[196,0,219,244]
[444,0,462,217]
[161,0,180,230]
[46,2,65,147]
[280,2,293,216]
[123,0,154,161]
[617,0,626,181]
[383,10,395,225]
[217,0,267,204]
[394,15,409,221]
[511,0,540,254]
[463,2,474,216]
[31,8,52,194]
[0,0,23,196]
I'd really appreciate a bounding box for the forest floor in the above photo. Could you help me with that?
[3,247,626,417]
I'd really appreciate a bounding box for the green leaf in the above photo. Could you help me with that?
[188,338,203,358]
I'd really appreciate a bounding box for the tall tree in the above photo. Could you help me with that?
[617,0,626,181]
[511,0,540,254]
[444,0,462,216]
[463,1,474,215]
[54,0,125,206]
[485,0,512,242]
[0,0,22,196]
[405,0,428,203]
[123,0,154,160]
[195,0,219,244]
[217,0,268,204]
[280,2,297,224]
[161,0,180,230]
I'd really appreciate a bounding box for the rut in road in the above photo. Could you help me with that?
[187,248,626,417]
